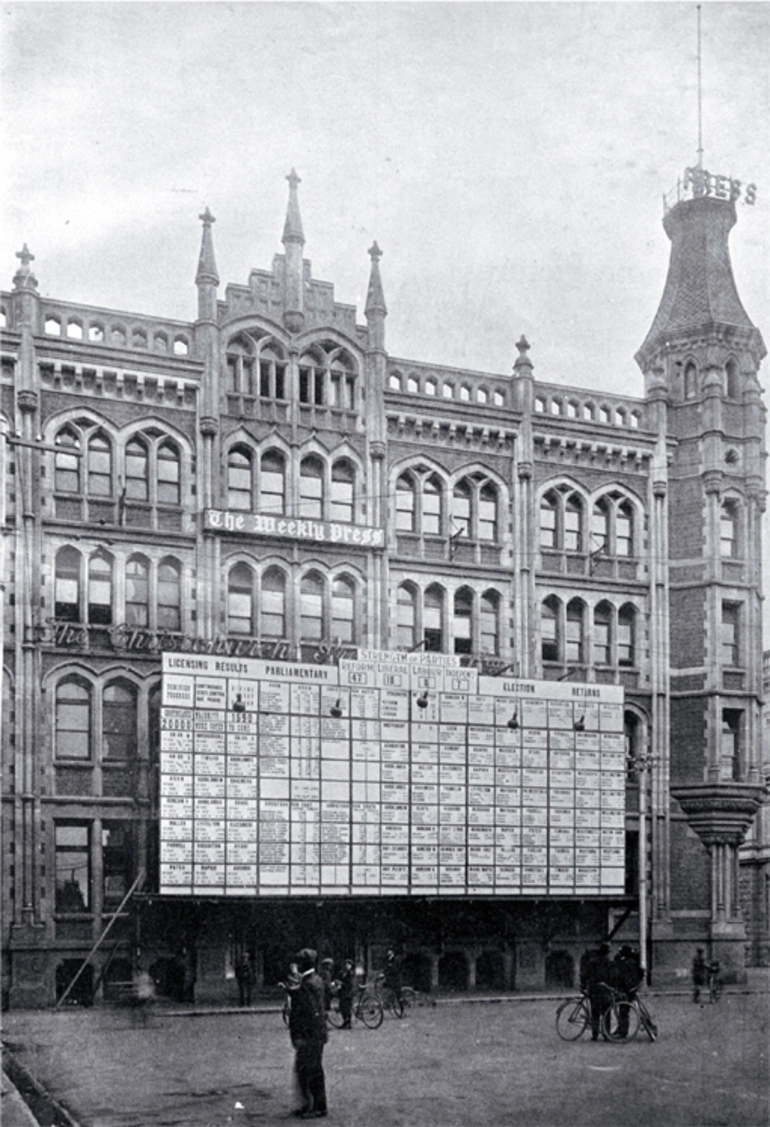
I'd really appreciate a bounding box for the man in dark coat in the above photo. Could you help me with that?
[235,954,253,1007]
[692,947,707,1004]
[382,947,403,1008]
[580,942,614,1041]
[288,948,328,1119]
[613,945,643,1038]
[338,959,356,1029]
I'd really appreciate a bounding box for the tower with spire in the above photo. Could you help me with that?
[636,172,767,979]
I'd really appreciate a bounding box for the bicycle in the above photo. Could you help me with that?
[602,985,658,1043]
[707,961,722,1003]
[555,991,592,1040]
[373,972,414,1018]
[327,983,383,1029]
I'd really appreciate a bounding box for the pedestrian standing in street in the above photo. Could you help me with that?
[319,957,334,1013]
[692,947,707,1004]
[338,959,355,1029]
[288,948,328,1120]
[613,945,643,1039]
[382,947,403,1008]
[182,945,197,1003]
[235,954,253,1007]
[132,964,155,1026]
[579,942,614,1041]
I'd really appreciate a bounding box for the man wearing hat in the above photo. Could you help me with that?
[579,941,614,1041]
[691,947,707,1004]
[288,948,328,1119]
[613,945,643,1038]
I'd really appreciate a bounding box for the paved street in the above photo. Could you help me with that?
[3,988,768,1127]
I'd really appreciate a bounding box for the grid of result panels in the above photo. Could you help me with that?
[159,652,625,897]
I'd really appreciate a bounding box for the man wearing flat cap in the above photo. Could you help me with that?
[288,948,328,1119]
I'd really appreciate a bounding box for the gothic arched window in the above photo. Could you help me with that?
[396,585,417,650]
[228,447,253,511]
[158,558,182,631]
[126,555,150,626]
[55,547,81,621]
[228,562,254,635]
[261,567,286,638]
[56,680,91,760]
[480,590,500,655]
[87,553,113,625]
[300,572,324,640]
[331,460,355,523]
[331,575,355,642]
[102,682,137,760]
[453,587,473,654]
[299,457,324,520]
[260,450,285,514]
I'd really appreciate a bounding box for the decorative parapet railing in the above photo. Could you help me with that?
[30,299,195,358]
[533,382,647,431]
[387,357,510,408]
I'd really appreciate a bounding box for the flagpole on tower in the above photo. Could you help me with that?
[696,4,704,168]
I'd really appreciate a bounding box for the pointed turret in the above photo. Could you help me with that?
[282,168,305,246]
[636,193,765,385]
[195,208,219,324]
[195,207,219,287]
[365,242,387,351]
[282,169,305,333]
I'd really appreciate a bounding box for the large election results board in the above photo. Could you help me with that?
[160,651,626,897]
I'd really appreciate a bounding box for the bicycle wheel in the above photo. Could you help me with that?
[603,1001,640,1043]
[641,1011,658,1042]
[399,987,416,1016]
[556,997,590,1041]
[358,992,384,1029]
[326,997,345,1028]
[710,978,722,1003]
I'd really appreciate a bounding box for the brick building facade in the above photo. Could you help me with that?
[1,168,766,1008]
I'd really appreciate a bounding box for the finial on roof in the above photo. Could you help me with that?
[513,335,533,375]
[365,241,387,321]
[195,207,219,287]
[13,243,38,291]
[283,168,305,245]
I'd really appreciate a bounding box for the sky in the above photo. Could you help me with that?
[2,1,768,396]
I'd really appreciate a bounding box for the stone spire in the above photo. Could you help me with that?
[195,207,219,287]
[365,241,387,353]
[365,241,387,319]
[282,169,305,333]
[636,195,765,374]
[282,168,305,247]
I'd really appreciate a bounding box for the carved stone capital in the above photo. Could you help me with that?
[672,783,766,847]
[517,461,533,481]
[369,441,386,462]
[702,470,723,496]
[17,390,38,414]
[199,416,218,436]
